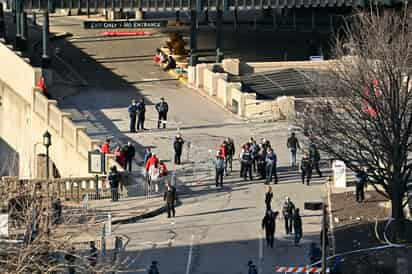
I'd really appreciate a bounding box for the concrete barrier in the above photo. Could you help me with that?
[0,39,123,178]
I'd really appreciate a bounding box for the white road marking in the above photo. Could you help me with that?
[186,234,195,274]
[259,229,264,273]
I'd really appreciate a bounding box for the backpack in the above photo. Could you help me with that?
[158,102,168,113]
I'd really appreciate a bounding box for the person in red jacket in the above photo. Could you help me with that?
[37,76,50,99]
[219,141,228,175]
[145,153,159,172]
[101,139,110,154]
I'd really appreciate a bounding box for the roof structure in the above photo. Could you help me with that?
[236,68,314,99]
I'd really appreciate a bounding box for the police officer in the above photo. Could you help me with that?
[173,133,184,165]
[137,98,146,131]
[155,98,169,129]
[164,182,177,218]
[128,100,138,133]
[261,209,278,248]
[108,166,121,202]
[241,146,253,181]
[282,197,295,235]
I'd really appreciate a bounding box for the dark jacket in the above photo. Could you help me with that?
[355,170,367,186]
[241,151,252,164]
[164,186,177,204]
[226,141,235,156]
[137,101,146,117]
[309,144,320,162]
[287,136,300,150]
[125,144,136,160]
[128,104,137,116]
[301,157,312,171]
[293,213,303,233]
[156,101,169,113]
[108,170,121,188]
[265,152,277,166]
[174,137,184,153]
[262,211,277,233]
[282,200,295,218]
[265,192,273,205]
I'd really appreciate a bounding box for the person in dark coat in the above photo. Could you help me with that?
[265,148,278,184]
[173,133,184,165]
[164,183,177,218]
[136,98,146,131]
[225,138,235,173]
[125,142,136,172]
[155,97,169,129]
[149,261,160,274]
[287,132,301,168]
[282,197,295,235]
[108,166,121,202]
[128,100,138,133]
[309,143,322,178]
[355,168,367,202]
[240,147,253,181]
[265,186,273,211]
[52,196,62,225]
[215,151,226,187]
[301,153,313,186]
[293,208,303,245]
[261,209,278,248]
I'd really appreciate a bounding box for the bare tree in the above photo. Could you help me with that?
[0,178,129,274]
[304,8,412,223]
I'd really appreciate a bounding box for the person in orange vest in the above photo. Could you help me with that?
[37,76,50,99]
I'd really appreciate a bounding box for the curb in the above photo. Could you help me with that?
[50,32,73,41]
[112,199,182,225]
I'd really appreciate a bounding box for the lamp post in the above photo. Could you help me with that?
[43,131,52,179]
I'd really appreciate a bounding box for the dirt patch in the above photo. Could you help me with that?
[330,190,412,273]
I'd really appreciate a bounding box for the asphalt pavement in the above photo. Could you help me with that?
[36,14,329,274]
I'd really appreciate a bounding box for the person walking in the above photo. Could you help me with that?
[301,153,313,186]
[287,132,301,168]
[265,186,273,211]
[226,138,235,173]
[164,182,177,218]
[261,209,278,248]
[143,147,152,166]
[241,146,253,181]
[125,142,135,172]
[282,197,295,235]
[156,97,169,129]
[173,133,184,165]
[149,161,161,193]
[215,151,226,187]
[128,100,138,133]
[355,168,367,202]
[219,141,228,175]
[293,208,303,246]
[108,166,121,202]
[265,148,278,184]
[309,142,322,177]
[52,196,62,225]
[136,98,146,131]
[148,261,160,274]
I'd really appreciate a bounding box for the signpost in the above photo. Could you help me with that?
[332,160,346,188]
[88,150,105,199]
[83,20,167,29]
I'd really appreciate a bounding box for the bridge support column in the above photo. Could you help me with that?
[0,3,4,38]
[41,11,51,68]
[189,9,198,67]
[216,8,224,63]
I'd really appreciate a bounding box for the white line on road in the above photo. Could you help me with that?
[186,234,195,274]
[258,229,264,274]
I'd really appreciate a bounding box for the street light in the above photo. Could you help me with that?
[43,131,52,179]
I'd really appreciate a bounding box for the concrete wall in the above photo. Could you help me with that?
[188,59,296,121]
[242,60,338,74]
[0,40,120,179]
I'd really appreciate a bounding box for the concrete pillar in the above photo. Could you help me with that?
[41,12,51,68]
[189,9,198,66]
[216,8,224,63]
[188,66,196,86]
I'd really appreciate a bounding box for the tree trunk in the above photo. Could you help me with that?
[390,183,406,241]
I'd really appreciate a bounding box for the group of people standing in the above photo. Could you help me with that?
[214,138,236,187]
[127,97,169,133]
[262,191,303,247]
[101,139,136,173]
